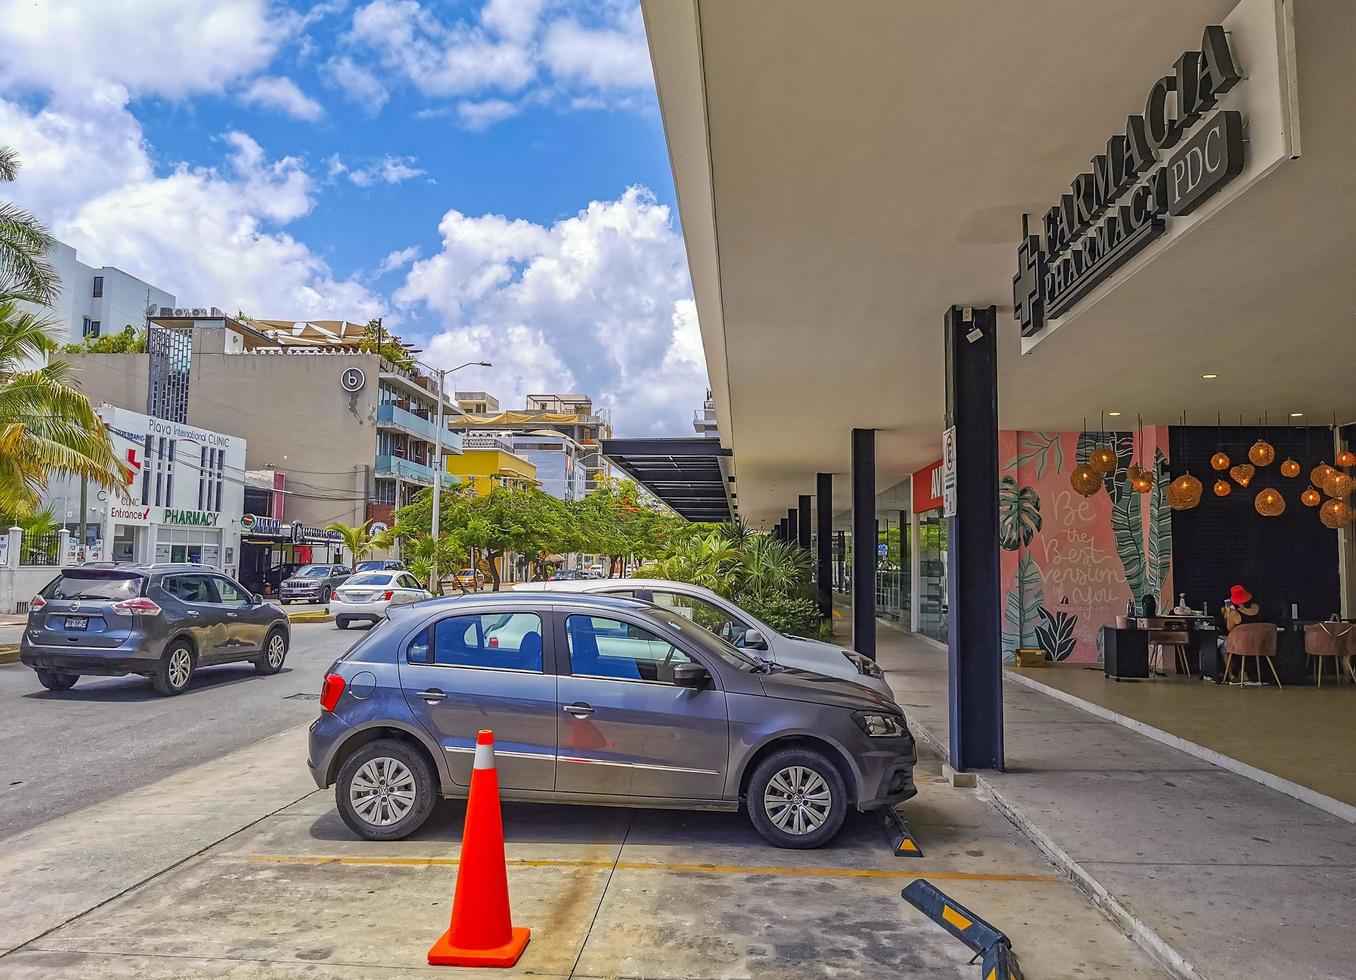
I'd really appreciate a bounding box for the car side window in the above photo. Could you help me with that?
[401,574,420,590]
[564,615,693,684]
[213,577,249,605]
[166,574,216,604]
[651,591,749,645]
[407,613,544,672]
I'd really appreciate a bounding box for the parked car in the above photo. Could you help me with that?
[20,564,290,696]
[279,564,350,604]
[355,559,405,573]
[515,578,892,697]
[551,569,579,581]
[332,571,431,629]
[449,568,485,592]
[308,593,915,848]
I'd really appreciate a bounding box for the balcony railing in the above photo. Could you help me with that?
[375,455,458,488]
[376,404,463,452]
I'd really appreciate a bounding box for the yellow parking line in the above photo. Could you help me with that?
[237,853,1060,884]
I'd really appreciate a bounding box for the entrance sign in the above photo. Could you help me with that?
[1013,0,1300,347]
[941,427,957,518]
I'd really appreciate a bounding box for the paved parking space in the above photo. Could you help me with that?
[0,734,1166,979]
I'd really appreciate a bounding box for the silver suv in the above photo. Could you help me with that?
[20,564,291,696]
[307,593,915,848]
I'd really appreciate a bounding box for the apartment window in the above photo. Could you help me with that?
[92,276,104,298]
[82,317,101,338]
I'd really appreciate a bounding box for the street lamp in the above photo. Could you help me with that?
[423,359,491,589]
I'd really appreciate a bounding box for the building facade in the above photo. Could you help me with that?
[449,435,539,496]
[453,391,612,493]
[24,240,175,346]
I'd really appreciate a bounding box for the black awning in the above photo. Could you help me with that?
[601,437,735,523]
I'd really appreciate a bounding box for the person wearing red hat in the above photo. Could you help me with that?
[1221,585,1259,633]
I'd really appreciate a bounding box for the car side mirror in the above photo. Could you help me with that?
[743,628,768,651]
[672,663,711,689]
[251,593,266,605]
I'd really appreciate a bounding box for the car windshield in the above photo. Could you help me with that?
[642,607,762,672]
[45,573,143,601]
[346,572,395,586]
[295,566,330,578]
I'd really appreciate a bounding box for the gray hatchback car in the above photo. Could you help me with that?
[20,564,291,696]
[308,593,916,848]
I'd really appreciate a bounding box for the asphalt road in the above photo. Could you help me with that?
[0,621,366,842]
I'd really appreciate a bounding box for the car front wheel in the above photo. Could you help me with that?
[254,629,288,675]
[35,669,79,692]
[335,616,350,630]
[746,747,848,849]
[320,587,332,604]
[336,739,436,841]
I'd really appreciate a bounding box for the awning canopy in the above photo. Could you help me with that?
[601,437,736,524]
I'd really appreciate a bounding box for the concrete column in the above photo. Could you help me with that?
[57,528,72,566]
[944,304,1003,772]
[909,505,922,632]
[6,527,21,569]
[851,428,876,660]
[816,473,832,618]
[786,506,797,548]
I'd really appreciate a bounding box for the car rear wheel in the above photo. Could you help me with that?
[254,629,288,675]
[746,747,848,849]
[151,641,195,696]
[336,739,436,841]
[335,616,350,630]
[35,669,79,692]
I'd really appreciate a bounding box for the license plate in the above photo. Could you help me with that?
[65,616,89,630]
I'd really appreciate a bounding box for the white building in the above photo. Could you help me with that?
[29,240,175,345]
[44,405,246,577]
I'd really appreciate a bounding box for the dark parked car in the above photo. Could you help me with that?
[279,564,350,604]
[308,593,916,848]
[355,559,405,573]
[20,564,290,696]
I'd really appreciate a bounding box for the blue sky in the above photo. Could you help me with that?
[0,0,706,435]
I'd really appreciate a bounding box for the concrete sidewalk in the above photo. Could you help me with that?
[869,621,1356,980]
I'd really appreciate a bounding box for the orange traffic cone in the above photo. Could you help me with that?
[428,729,531,968]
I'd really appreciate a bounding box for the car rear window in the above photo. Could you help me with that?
[45,573,143,601]
[346,572,395,586]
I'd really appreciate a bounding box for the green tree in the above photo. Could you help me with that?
[0,147,58,305]
[0,300,129,516]
[326,518,393,571]
[357,319,416,370]
[61,324,147,355]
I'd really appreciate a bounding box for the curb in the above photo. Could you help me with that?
[0,646,19,665]
[286,611,334,624]
[906,715,1200,980]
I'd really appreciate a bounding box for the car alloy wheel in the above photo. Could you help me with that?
[349,757,417,827]
[763,765,833,836]
[167,647,193,689]
[266,633,286,669]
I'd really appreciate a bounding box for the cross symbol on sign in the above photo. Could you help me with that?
[1012,233,1046,337]
[124,448,142,486]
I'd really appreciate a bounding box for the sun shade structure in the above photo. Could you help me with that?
[601,437,735,523]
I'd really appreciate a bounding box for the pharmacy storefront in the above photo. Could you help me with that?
[92,405,246,578]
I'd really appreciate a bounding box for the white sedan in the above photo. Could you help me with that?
[331,571,430,629]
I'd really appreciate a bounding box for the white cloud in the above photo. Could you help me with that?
[376,245,421,277]
[542,15,653,90]
[0,0,285,102]
[239,76,325,121]
[457,98,520,131]
[396,187,706,436]
[322,55,390,114]
[480,0,546,44]
[328,154,426,187]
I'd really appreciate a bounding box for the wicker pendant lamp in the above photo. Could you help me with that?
[1320,498,1353,529]
[1254,487,1285,516]
[1213,479,1232,497]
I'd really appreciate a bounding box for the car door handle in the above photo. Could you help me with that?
[186,610,200,617]
[226,612,238,618]
[417,688,446,704]
[562,702,594,718]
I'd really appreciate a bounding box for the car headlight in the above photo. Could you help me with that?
[854,711,908,738]
[844,651,884,679]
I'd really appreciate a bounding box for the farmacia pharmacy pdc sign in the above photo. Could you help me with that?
[1013,25,1245,337]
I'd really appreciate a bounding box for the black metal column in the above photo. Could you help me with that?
[836,530,846,591]
[786,507,798,548]
[945,304,1003,772]
[816,473,833,618]
[777,518,787,542]
[797,495,811,551]
[851,428,876,660]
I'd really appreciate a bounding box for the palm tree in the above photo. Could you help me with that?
[0,147,58,305]
[0,300,129,516]
[326,519,379,571]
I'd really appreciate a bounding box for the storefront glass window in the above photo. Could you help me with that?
[918,511,948,643]
[874,481,910,624]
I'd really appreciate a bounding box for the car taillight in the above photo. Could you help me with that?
[31,595,46,610]
[381,590,394,601]
[112,596,161,615]
[320,673,346,712]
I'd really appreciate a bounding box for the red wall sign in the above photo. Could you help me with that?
[913,459,944,514]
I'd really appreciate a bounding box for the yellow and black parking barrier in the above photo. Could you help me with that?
[901,879,1023,980]
[881,805,924,857]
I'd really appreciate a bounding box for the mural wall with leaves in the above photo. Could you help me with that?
[997,428,1172,663]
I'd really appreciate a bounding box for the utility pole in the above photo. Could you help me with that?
[429,366,446,592]
[77,475,88,563]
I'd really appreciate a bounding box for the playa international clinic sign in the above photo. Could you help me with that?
[1012,24,1245,338]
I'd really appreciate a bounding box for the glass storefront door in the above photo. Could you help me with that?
[918,511,948,643]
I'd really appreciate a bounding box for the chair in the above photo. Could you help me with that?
[1305,623,1354,687]
[1144,618,1191,677]
[1223,623,1282,688]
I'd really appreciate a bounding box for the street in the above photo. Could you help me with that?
[0,622,356,841]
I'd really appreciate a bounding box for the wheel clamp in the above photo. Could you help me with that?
[901,879,1024,980]
[882,805,924,857]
